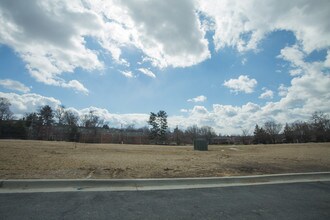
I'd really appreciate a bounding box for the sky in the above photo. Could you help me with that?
[0,0,330,135]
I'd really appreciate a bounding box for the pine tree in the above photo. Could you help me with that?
[148,110,168,144]
[157,110,168,143]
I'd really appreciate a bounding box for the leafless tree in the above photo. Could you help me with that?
[185,125,200,142]
[55,105,65,125]
[0,97,13,121]
[63,110,79,127]
[241,128,250,144]
[200,126,217,143]
[264,121,282,144]
[310,111,330,142]
[81,110,104,128]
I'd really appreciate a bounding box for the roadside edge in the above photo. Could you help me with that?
[1,172,330,193]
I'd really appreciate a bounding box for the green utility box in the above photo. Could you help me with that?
[194,139,208,151]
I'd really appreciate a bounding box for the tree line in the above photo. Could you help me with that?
[253,112,330,144]
[1,97,330,144]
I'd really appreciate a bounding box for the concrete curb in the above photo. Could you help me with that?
[1,172,330,193]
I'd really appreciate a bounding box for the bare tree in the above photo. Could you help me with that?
[63,110,79,127]
[200,126,216,143]
[241,128,250,144]
[62,110,80,141]
[264,121,282,144]
[0,97,13,121]
[81,110,103,128]
[310,111,330,142]
[55,105,65,125]
[291,121,312,143]
[173,126,184,145]
[185,125,200,142]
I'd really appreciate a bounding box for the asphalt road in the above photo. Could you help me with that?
[0,181,329,220]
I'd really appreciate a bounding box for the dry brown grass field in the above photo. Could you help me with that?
[0,140,329,179]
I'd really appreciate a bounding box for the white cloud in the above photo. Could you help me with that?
[117,0,210,68]
[69,106,149,129]
[3,51,330,136]
[187,95,207,103]
[0,0,103,92]
[278,84,288,97]
[289,69,303,76]
[167,50,330,134]
[198,0,330,53]
[223,75,257,94]
[0,92,61,116]
[88,0,210,69]
[138,68,156,78]
[120,70,134,78]
[0,0,329,135]
[170,43,330,134]
[325,50,330,68]
[64,80,89,95]
[1,0,328,96]
[0,79,30,93]
[277,45,306,68]
[259,88,274,99]
[0,91,149,128]
[191,106,209,115]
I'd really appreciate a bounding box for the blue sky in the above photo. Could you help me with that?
[0,0,330,134]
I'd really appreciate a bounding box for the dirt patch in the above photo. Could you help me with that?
[0,140,329,179]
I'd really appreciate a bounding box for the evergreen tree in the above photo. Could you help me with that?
[38,105,54,126]
[157,110,168,143]
[148,112,159,142]
[253,124,268,144]
[148,110,168,144]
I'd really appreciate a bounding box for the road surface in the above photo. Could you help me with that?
[1,181,329,219]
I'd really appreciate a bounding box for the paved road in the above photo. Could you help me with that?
[1,181,329,220]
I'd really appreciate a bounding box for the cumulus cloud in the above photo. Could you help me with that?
[1,0,329,135]
[0,92,61,116]
[289,69,303,76]
[73,106,149,128]
[277,45,306,68]
[0,79,30,93]
[87,0,210,69]
[0,0,103,93]
[138,68,156,78]
[223,75,257,94]
[187,95,207,103]
[325,50,330,68]
[116,0,210,68]
[1,0,328,96]
[278,84,289,97]
[259,88,274,99]
[191,105,209,115]
[168,103,263,135]
[170,45,330,134]
[0,91,149,128]
[198,0,330,53]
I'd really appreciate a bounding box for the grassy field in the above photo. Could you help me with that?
[0,140,329,179]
